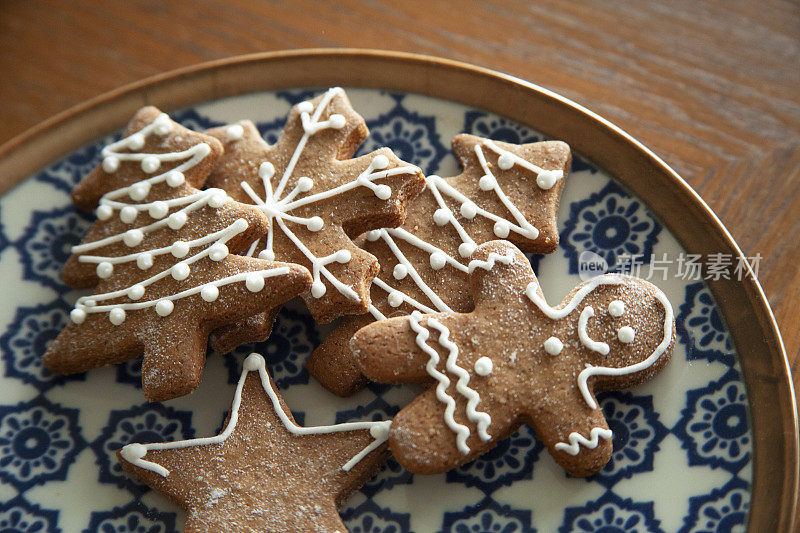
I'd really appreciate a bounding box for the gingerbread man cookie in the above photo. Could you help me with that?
[310,134,571,395]
[118,353,391,532]
[351,240,674,476]
[43,108,312,401]
[204,87,425,353]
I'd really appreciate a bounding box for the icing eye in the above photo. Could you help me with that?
[543,336,563,356]
[608,300,625,317]
[618,326,636,344]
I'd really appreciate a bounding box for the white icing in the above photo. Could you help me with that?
[474,357,493,376]
[543,336,563,356]
[554,427,612,456]
[67,112,301,324]
[618,326,636,344]
[120,353,391,477]
[233,87,420,302]
[608,300,625,317]
[408,312,491,455]
[525,274,674,410]
[578,306,610,355]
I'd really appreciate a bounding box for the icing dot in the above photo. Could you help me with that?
[171,240,190,258]
[544,336,563,356]
[128,284,145,300]
[121,443,147,461]
[388,291,404,308]
[129,181,151,201]
[148,201,169,219]
[120,206,138,224]
[335,250,352,263]
[167,211,187,230]
[123,229,144,248]
[618,326,636,344]
[608,300,625,317]
[128,133,146,150]
[297,176,314,192]
[96,205,113,220]
[433,208,451,226]
[374,184,392,200]
[109,308,126,326]
[225,124,244,142]
[258,249,275,261]
[155,299,174,317]
[311,281,327,298]
[370,422,390,441]
[474,356,493,376]
[153,115,172,136]
[537,170,560,190]
[497,152,515,170]
[96,262,114,279]
[165,170,185,188]
[232,218,249,233]
[365,230,381,242]
[243,353,264,371]
[458,242,477,258]
[259,162,275,179]
[328,114,346,129]
[297,101,314,113]
[460,202,478,219]
[208,190,228,208]
[245,273,265,292]
[102,156,120,173]
[201,284,219,302]
[393,264,408,280]
[70,309,86,324]
[430,252,447,270]
[141,156,160,174]
[171,262,190,281]
[372,154,389,170]
[306,216,324,231]
[208,243,228,262]
[136,253,154,270]
[84,299,96,308]
[479,174,496,191]
[493,220,511,238]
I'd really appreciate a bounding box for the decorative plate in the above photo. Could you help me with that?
[0,51,795,532]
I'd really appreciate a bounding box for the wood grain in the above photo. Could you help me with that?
[1,2,797,405]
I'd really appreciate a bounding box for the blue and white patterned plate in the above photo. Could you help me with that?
[0,88,752,532]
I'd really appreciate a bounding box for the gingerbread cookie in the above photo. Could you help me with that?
[310,134,571,395]
[43,108,312,401]
[204,87,425,353]
[118,353,391,532]
[351,240,674,476]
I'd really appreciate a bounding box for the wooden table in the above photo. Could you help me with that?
[1,1,798,386]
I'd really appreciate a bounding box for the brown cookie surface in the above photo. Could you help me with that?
[310,135,571,396]
[118,353,391,533]
[43,108,312,401]
[204,88,425,354]
[351,240,674,477]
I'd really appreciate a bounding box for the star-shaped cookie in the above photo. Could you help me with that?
[310,134,571,395]
[204,87,425,353]
[118,353,391,532]
[351,240,674,476]
[43,107,312,401]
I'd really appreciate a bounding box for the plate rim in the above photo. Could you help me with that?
[0,48,796,531]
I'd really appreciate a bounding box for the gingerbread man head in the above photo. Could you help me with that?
[351,240,674,476]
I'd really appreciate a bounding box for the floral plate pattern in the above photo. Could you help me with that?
[0,88,751,532]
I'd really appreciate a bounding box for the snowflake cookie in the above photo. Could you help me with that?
[203,87,425,353]
[351,240,674,476]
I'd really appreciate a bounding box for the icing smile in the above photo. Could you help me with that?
[577,306,610,355]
